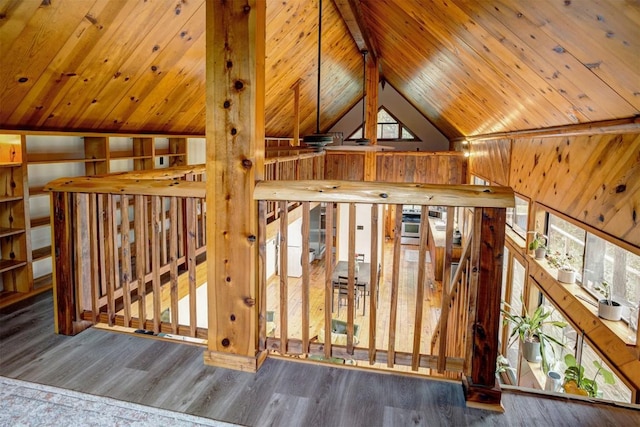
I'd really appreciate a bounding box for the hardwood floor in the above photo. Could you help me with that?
[2,291,640,426]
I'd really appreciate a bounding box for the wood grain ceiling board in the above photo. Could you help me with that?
[0,0,638,139]
[0,0,362,137]
[455,0,637,122]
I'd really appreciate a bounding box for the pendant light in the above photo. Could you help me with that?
[354,49,370,145]
[303,0,333,150]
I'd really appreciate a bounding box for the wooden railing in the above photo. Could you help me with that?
[46,167,207,339]
[254,180,513,405]
[263,151,325,220]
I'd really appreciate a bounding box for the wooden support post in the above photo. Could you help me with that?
[463,207,506,411]
[365,55,378,145]
[204,0,267,372]
[52,191,74,335]
[291,79,303,147]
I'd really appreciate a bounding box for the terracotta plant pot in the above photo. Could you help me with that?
[598,300,622,321]
[557,268,576,284]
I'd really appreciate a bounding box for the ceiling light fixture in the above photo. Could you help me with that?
[354,49,370,146]
[303,0,333,151]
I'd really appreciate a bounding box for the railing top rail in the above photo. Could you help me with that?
[103,164,206,180]
[264,151,323,164]
[45,176,206,198]
[254,180,514,208]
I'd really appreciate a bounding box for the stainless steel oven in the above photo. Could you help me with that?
[401,206,421,244]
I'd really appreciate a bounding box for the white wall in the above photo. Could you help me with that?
[329,83,449,152]
[188,137,206,164]
[337,203,384,263]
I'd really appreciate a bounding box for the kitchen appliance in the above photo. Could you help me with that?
[401,205,421,245]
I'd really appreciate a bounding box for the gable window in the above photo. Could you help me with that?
[348,107,418,142]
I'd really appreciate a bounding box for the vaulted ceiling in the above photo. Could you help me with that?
[1,0,638,140]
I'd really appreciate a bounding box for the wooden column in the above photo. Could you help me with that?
[463,207,506,410]
[52,191,74,335]
[365,55,378,145]
[291,79,303,147]
[204,0,267,372]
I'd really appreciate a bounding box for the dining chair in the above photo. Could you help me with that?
[333,275,360,316]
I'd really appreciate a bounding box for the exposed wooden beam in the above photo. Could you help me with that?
[333,0,379,63]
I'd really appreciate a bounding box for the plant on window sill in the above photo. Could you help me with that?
[501,298,567,374]
[595,281,623,321]
[546,250,577,284]
[563,353,615,398]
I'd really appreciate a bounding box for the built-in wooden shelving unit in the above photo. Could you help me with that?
[0,133,189,308]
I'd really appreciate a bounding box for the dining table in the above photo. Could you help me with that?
[331,261,372,315]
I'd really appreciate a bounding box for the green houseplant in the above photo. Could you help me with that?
[528,231,547,260]
[563,354,615,397]
[502,299,567,373]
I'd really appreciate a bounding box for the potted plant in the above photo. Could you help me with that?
[528,231,547,260]
[563,354,615,397]
[546,251,576,284]
[501,299,567,373]
[595,281,623,321]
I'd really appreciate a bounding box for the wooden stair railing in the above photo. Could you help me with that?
[254,180,512,409]
[47,169,207,340]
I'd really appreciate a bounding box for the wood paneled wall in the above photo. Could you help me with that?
[325,152,365,181]
[324,151,467,184]
[466,139,510,186]
[376,152,467,184]
[469,132,640,249]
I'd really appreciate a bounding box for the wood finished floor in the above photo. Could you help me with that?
[2,292,640,426]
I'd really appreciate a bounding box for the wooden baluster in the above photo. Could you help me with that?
[151,195,162,334]
[72,193,96,328]
[103,195,116,326]
[412,205,430,371]
[169,196,179,334]
[96,195,107,307]
[89,194,99,325]
[324,203,334,359]
[368,203,379,365]
[187,197,198,337]
[347,202,356,354]
[443,206,455,294]
[388,204,403,368]
[120,194,132,327]
[161,196,168,266]
[258,200,267,351]
[134,195,146,329]
[279,201,288,354]
[301,201,310,353]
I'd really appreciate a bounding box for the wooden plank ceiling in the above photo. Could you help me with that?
[0,0,638,140]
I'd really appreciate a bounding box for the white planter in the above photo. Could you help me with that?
[534,248,546,260]
[557,269,576,284]
[522,339,541,363]
[598,300,623,321]
[544,371,562,392]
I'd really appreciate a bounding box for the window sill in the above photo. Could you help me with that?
[531,255,637,347]
[505,227,526,250]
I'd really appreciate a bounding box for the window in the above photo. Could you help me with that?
[347,107,418,142]
[539,294,632,403]
[505,258,526,372]
[583,232,640,325]
[546,214,585,280]
[504,194,528,239]
[471,175,488,186]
